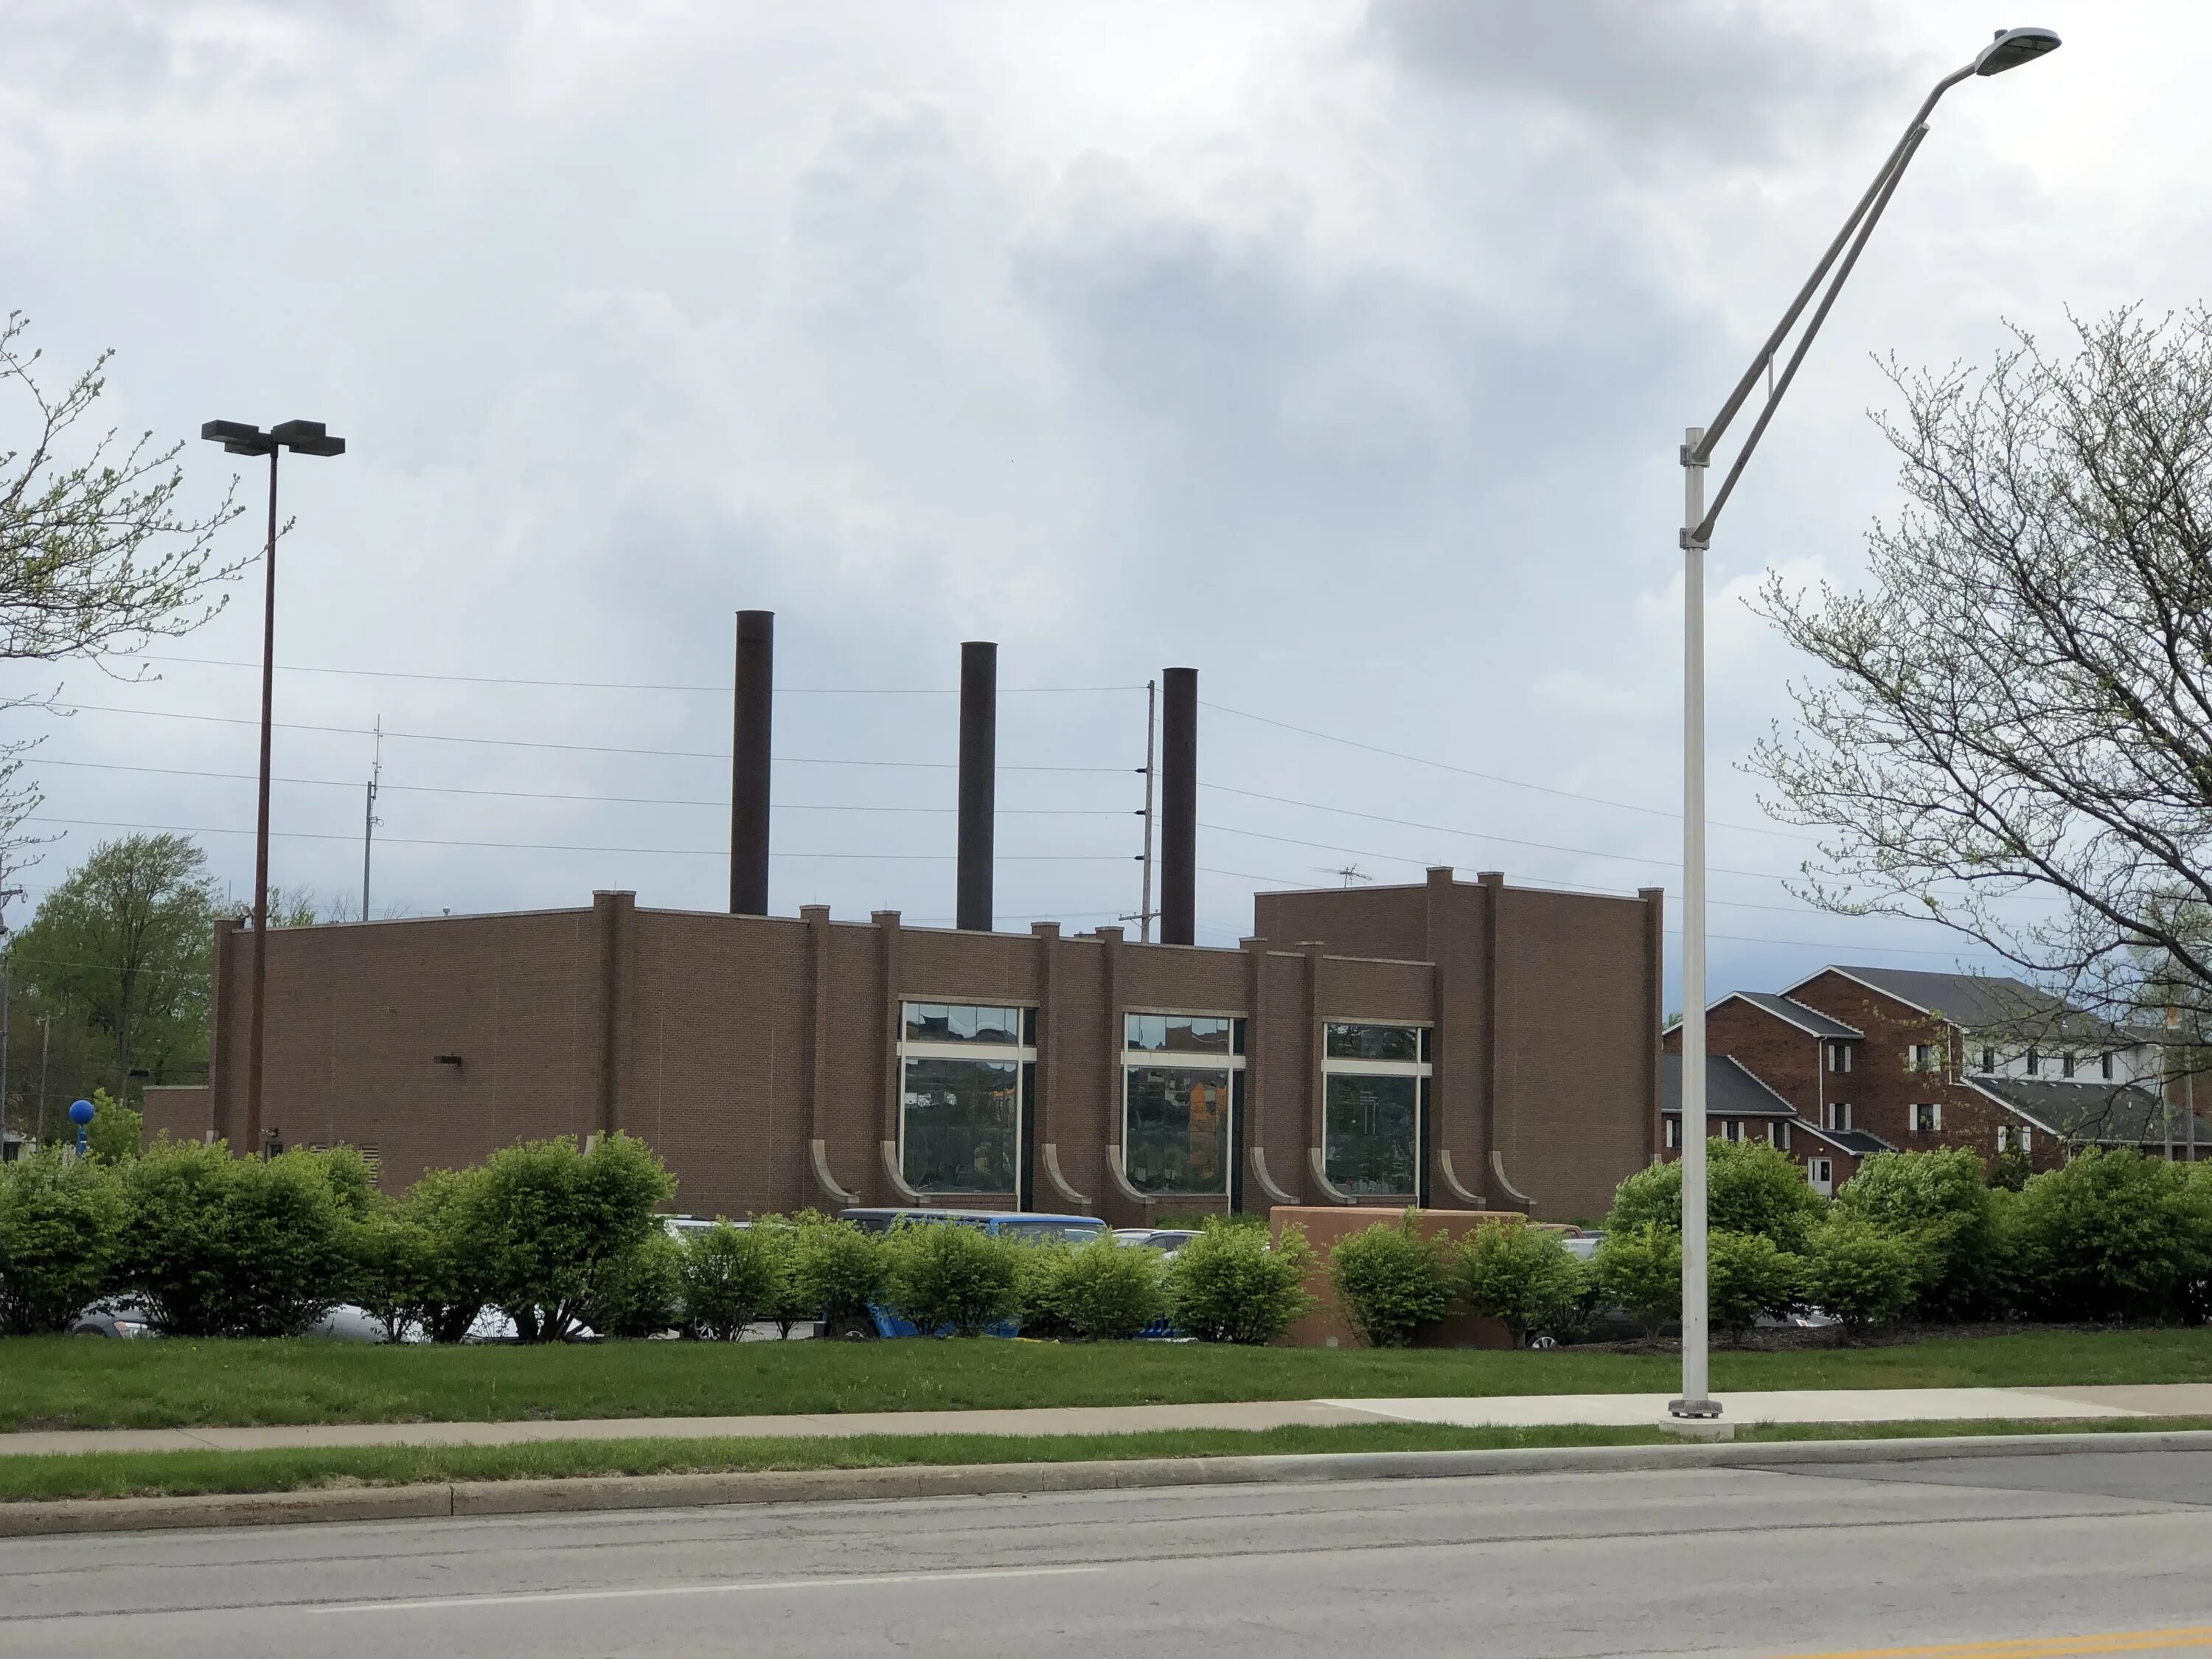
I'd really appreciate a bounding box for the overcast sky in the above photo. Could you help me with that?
[1,0,2198,1004]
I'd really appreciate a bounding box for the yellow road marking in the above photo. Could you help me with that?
[1779,1629,2212,1659]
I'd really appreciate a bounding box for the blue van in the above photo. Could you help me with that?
[838,1208,1110,1337]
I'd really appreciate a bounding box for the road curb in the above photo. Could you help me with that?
[7,1427,2212,1539]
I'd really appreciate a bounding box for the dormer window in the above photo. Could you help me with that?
[2062,1051,2078,1079]
[2101,1053,2115,1080]
[2025,1048,2042,1076]
[1979,1046,1996,1074]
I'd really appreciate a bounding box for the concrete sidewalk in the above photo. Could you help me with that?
[7,1383,2212,1458]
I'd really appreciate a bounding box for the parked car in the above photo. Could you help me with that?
[68,1297,156,1338]
[1113,1228,1200,1254]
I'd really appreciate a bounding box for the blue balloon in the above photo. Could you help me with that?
[68,1099,95,1126]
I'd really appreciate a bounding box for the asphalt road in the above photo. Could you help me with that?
[6,1450,2212,1658]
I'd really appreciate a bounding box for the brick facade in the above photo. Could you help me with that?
[196,871,1666,1226]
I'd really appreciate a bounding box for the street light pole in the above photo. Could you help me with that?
[1669,27,2060,1423]
[199,419,346,1156]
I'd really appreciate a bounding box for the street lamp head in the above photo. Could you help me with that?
[1975,26,2060,75]
[201,418,346,459]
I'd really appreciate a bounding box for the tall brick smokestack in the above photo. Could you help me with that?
[731,610,773,915]
[1161,666,1196,946]
[958,641,997,931]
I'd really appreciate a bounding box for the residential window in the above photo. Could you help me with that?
[1979,1046,1996,1074]
[1910,1103,1942,1133]
[2062,1051,2077,1079]
[1824,1102,1852,1133]
[2025,1048,2041,1077]
[1828,1043,1852,1074]
[1909,1043,1938,1074]
[1122,1013,1244,1195]
[1663,1117,1680,1150]
[1767,1120,1791,1150]
[2101,1053,2115,1080]
[1322,1023,1430,1197]
[1721,1119,1745,1144]
[900,1002,1032,1194]
[1997,1124,2033,1155]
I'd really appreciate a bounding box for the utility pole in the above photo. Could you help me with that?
[361,717,383,922]
[37,1010,50,1150]
[1,951,10,1153]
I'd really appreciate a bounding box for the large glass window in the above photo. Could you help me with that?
[1122,1012,1244,1196]
[1322,1022,1430,1198]
[900,1001,1032,1194]
[904,1004,1023,1046]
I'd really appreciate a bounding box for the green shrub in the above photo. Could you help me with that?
[585,1231,687,1339]
[1052,1238,1169,1340]
[1011,1239,1077,1340]
[1594,1225,1680,1338]
[1453,1221,1583,1346]
[790,1213,886,1335]
[0,1148,126,1334]
[1164,1222,1317,1345]
[882,1222,1021,1337]
[680,1222,790,1340]
[400,1167,495,1343]
[119,1141,354,1337]
[459,1133,676,1342]
[1708,1228,1799,1338]
[1607,1138,1824,1251]
[1801,1214,1916,1334]
[319,1144,381,1221]
[2007,1148,2212,1323]
[346,1204,437,1342]
[1329,1213,1450,1348]
[85,1088,142,1164]
[757,1224,814,1338]
[1834,1149,1997,1320]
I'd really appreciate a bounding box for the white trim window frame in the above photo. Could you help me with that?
[1121,1012,1245,1197]
[898,1001,1035,1196]
[1320,1021,1433,1200]
[1997,1124,2033,1156]
[1910,1102,1943,1134]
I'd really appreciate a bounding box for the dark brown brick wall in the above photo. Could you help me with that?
[214,876,1657,1222]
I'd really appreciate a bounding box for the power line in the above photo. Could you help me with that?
[1203,699,1812,842]
[30,757,1134,815]
[49,703,1133,772]
[119,653,1145,695]
[23,815,1134,862]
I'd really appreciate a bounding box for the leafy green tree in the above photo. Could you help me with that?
[118,1141,353,1336]
[1164,1220,1318,1345]
[459,1133,676,1342]
[881,1222,1021,1338]
[10,834,221,1091]
[2008,1148,2212,1323]
[0,313,243,881]
[1834,1150,1998,1319]
[1453,1221,1584,1346]
[1050,1239,1168,1341]
[789,1212,886,1338]
[585,1231,686,1339]
[0,1147,125,1332]
[1607,1138,1825,1251]
[1801,1215,1916,1335]
[679,1222,790,1340]
[84,1086,141,1162]
[1594,1225,1681,1338]
[1708,1230,1800,1339]
[1331,1214,1451,1348]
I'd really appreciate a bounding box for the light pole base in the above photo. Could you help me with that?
[1660,1416,1734,1441]
[1668,1397,1723,1419]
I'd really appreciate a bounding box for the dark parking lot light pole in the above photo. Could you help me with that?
[199,418,346,1157]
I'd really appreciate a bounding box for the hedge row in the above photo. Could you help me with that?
[0,1135,1322,1345]
[1326,1141,2212,1348]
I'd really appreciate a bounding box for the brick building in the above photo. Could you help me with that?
[1663,964,2211,1187]
[146,867,1666,1226]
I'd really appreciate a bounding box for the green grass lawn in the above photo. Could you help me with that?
[7,1415,2212,1506]
[5,1328,2212,1433]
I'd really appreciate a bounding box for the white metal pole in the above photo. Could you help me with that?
[1674,425,1717,1419]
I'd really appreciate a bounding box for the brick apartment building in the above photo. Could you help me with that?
[145,867,1666,1227]
[1663,964,2211,1192]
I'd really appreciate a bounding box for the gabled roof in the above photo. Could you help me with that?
[1662,991,1865,1042]
[1792,965,2133,1044]
[1966,1077,2212,1147]
[1660,1054,1800,1119]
